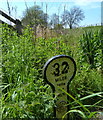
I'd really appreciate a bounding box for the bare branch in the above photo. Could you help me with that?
[61,6,85,29]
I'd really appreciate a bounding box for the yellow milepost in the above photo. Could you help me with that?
[43,55,76,119]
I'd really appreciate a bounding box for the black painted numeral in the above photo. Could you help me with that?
[62,62,69,74]
[53,63,60,76]
[53,61,69,76]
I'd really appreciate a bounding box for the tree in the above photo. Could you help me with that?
[49,13,59,28]
[21,5,48,28]
[61,6,85,29]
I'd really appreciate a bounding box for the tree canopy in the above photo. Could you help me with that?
[22,5,48,28]
[21,5,85,29]
[61,6,85,29]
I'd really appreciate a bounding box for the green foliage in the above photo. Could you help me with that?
[1,25,53,119]
[22,5,48,27]
[1,24,102,119]
[1,24,72,119]
[79,30,101,68]
[61,87,103,120]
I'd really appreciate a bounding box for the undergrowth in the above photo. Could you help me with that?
[1,24,102,119]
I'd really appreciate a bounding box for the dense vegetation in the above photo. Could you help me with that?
[1,24,103,119]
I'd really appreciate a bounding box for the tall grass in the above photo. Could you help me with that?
[1,24,102,119]
[59,87,103,120]
[1,25,72,119]
[1,25,54,119]
[79,30,101,68]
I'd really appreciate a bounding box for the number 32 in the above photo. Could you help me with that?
[53,61,69,76]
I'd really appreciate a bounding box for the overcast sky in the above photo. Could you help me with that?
[0,0,102,27]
